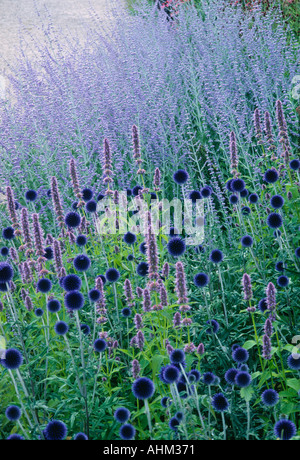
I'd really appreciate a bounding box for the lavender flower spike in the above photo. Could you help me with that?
[242,273,253,302]
[229,131,239,177]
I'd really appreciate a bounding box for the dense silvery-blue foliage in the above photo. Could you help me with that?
[0,0,298,206]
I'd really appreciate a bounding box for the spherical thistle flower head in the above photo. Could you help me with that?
[1,348,23,370]
[295,247,300,258]
[82,188,93,202]
[225,368,239,385]
[194,272,209,288]
[97,192,105,201]
[241,206,251,216]
[73,254,91,272]
[240,188,249,198]
[235,371,252,388]
[74,432,88,440]
[202,372,216,386]
[232,347,249,364]
[238,364,249,372]
[289,159,300,171]
[85,200,97,213]
[80,324,90,335]
[188,369,201,383]
[139,241,147,255]
[62,274,82,292]
[2,226,15,240]
[88,288,101,302]
[226,179,234,191]
[72,201,78,211]
[201,186,212,198]
[162,365,180,384]
[287,354,300,370]
[188,190,202,203]
[5,405,22,421]
[105,267,120,283]
[97,274,107,285]
[229,194,239,205]
[123,231,137,245]
[25,189,37,202]
[241,235,253,248]
[249,193,259,204]
[270,195,285,209]
[76,235,87,247]
[44,246,54,260]
[211,393,229,412]
[231,178,246,193]
[209,249,224,264]
[37,278,52,293]
[167,237,186,257]
[127,254,134,261]
[132,185,143,196]
[114,407,131,424]
[35,308,44,317]
[170,349,185,365]
[267,213,283,229]
[264,169,279,184]
[258,298,268,313]
[261,389,279,407]
[0,246,9,257]
[94,338,107,353]
[121,307,132,318]
[161,396,172,408]
[277,275,289,288]
[47,299,61,313]
[136,262,149,277]
[206,319,220,334]
[64,290,84,311]
[173,169,189,185]
[0,262,14,283]
[54,321,69,336]
[7,434,24,440]
[275,261,285,272]
[44,420,68,441]
[119,423,135,440]
[132,377,155,400]
[64,211,81,229]
[274,419,296,440]
[169,417,180,431]
[126,188,132,197]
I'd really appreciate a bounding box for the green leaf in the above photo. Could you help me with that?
[287,378,300,392]
[242,340,257,350]
[240,385,254,402]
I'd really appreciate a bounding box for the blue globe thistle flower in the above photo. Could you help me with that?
[105,268,120,283]
[270,195,284,209]
[238,364,249,372]
[211,393,229,412]
[127,254,134,261]
[295,247,300,258]
[209,249,224,264]
[46,189,52,197]
[132,377,155,400]
[188,190,202,203]
[261,389,279,407]
[94,338,107,353]
[44,420,68,440]
[229,194,239,204]
[188,369,201,383]
[169,417,180,431]
[74,254,91,272]
[202,372,216,385]
[64,291,84,311]
[231,344,240,352]
[150,192,157,200]
[47,299,61,313]
[226,179,234,191]
[235,371,252,388]
[85,200,97,213]
[275,261,285,272]
[264,169,279,184]
[139,241,147,254]
[121,307,131,318]
[241,206,251,215]
[175,411,184,422]
[7,434,24,440]
[97,274,107,285]
[206,319,220,334]
[176,381,188,399]
[97,192,105,201]
[170,349,185,365]
[249,193,259,204]
[34,308,44,317]
[76,235,87,247]
[232,347,249,364]
[267,213,283,229]
[162,365,180,384]
[82,188,93,202]
[161,396,172,408]
[159,366,169,384]
[80,324,91,335]
[173,169,189,185]
[37,278,52,293]
[126,189,132,197]
[15,201,20,209]
[132,185,143,196]
[289,159,300,171]
[119,423,135,440]
[25,189,37,201]
[88,289,101,302]
[287,354,300,370]
[62,274,82,292]
[240,188,249,198]
[1,247,9,257]
[274,419,296,440]
[74,432,88,440]
[114,407,131,424]
[2,226,15,240]
[241,235,253,248]
[5,405,22,421]
[44,246,54,260]
[201,186,212,198]
[1,348,23,370]
[0,262,14,283]
[72,201,78,210]
[65,211,81,228]
[136,262,149,277]
[167,237,186,257]
[224,368,238,385]
[194,272,209,288]
[258,298,268,313]
[123,231,137,245]
[54,321,69,336]
[277,275,289,288]
[231,178,246,193]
